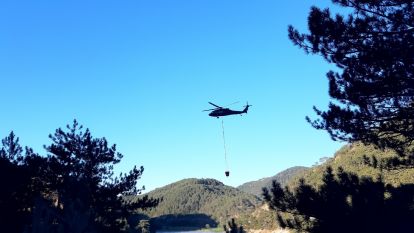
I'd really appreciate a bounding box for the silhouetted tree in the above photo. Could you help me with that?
[0,131,28,233]
[223,218,245,233]
[0,121,158,233]
[289,0,414,157]
[0,131,23,163]
[0,132,50,233]
[137,220,150,233]
[42,120,158,233]
[264,1,414,232]
[263,166,414,233]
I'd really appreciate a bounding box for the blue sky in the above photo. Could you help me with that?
[0,0,346,192]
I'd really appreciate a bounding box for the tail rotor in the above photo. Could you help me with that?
[243,102,252,113]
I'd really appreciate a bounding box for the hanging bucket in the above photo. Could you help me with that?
[225,171,230,177]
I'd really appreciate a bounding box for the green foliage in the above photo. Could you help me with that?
[264,166,414,233]
[129,178,265,229]
[136,220,150,233]
[238,166,308,197]
[150,213,217,231]
[223,218,245,233]
[236,206,279,230]
[289,142,414,188]
[280,1,414,232]
[289,0,414,157]
[0,120,158,233]
[275,143,414,233]
[40,120,159,233]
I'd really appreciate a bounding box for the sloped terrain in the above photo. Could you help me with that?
[129,178,262,229]
[289,142,414,188]
[238,166,308,197]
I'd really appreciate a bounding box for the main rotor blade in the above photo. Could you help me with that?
[224,101,239,107]
[208,102,222,108]
[203,108,216,112]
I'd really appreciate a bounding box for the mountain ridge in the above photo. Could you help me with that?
[289,143,414,188]
[238,166,309,197]
[129,178,268,229]
[128,142,414,231]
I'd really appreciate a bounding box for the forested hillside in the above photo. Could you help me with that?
[289,142,414,188]
[238,166,308,197]
[125,142,414,231]
[128,178,277,230]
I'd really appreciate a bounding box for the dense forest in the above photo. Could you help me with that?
[289,143,414,188]
[127,178,265,230]
[264,146,414,233]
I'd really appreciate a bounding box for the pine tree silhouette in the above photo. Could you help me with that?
[289,0,414,159]
[0,120,158,233]
[266,2,414,231]
[263,167,414,233]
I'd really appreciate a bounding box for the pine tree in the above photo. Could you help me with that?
[289,0,414,157]
[263,167,414,233]
[43,120,158,233]
[265,2,414,230]
[0,131,23,163]
[0,132,46,233]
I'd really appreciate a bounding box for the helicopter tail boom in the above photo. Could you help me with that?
[242,103,251,113]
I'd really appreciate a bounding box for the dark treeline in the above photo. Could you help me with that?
[150,213,218,231]
[264,167,414,233]
[0,120,158,233]
[264,1,414,232]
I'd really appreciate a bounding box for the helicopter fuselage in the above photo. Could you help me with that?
[208,106,248,118]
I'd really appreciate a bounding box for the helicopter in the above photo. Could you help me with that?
[203,102,251,118]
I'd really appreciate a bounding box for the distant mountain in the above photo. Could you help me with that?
[238,166,309,197]
[128,178,268,230]
[126,143,414,231]
[288,142,414,188]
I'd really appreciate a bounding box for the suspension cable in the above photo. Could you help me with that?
[221,119,229,172]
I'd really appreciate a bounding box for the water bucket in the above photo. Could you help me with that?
[225,171,230,177]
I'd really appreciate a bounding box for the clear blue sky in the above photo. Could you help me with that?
[0,0,345,192]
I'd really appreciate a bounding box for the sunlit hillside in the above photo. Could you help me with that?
[289,142,414,188]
